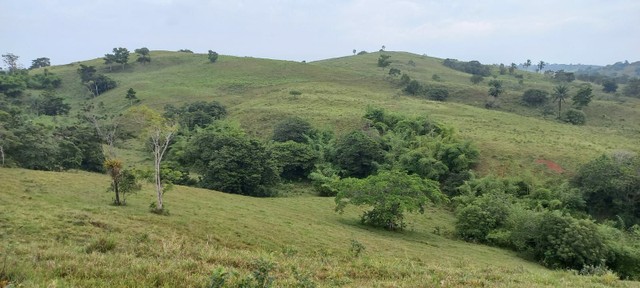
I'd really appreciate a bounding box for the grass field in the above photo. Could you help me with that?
[0,168,634,287]
[5,50,640,287]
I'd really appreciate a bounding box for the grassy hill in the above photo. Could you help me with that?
[0,167,631,287]
[4,50,640,287]
[36,50,640,174]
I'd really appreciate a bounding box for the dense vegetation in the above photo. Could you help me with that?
[1,50,640,286]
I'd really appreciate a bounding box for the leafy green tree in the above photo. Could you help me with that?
[335,170,445,230]
[352,49,356,55]
[455,191,511,242]
[602,79,618,93]
[404,80,422,95]
[29,70,62,89]
[499,63,507,75]
[522,89,549,106]
[508,63,517,74]
[135,47,151,64]
[272,116,314,143]
[388,68,401,77]
[104,159,125,205]
[37,90,70,116]
[426,87,448,101]
[562,108,586,125]
[524,59,532,69]
[163,101,227,131]
[113,47,130,70]
[400,73,411,85]
[269,141,318,180]
[334,130,384,178]
[125,88,139,105]
[0,72,27,97]
[554,70,575,82]
[208,50,219,63]
[553,84,569,118]
[103,53,116,72]
[572,84,593,109]
[77,65,116,97]
[488,79,503,98]
[29,57,50,69]
[180,122,279,196]
[377,55,391,70]
[573,152,640,226]
[470,74,484,84]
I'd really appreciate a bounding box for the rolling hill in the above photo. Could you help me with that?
[2,50,640,287]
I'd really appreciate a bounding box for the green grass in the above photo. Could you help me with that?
[0,168,634,287]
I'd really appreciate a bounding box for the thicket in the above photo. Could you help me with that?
[442,59,491,76]
[453,151,640,279]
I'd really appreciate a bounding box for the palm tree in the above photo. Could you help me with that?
[553,84,570,118]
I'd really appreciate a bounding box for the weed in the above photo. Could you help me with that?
[349,240,366,258]
[86,236,116,253]
[208,266,229,288]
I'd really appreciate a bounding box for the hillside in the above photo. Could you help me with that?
[0,168,631,287]
[34,50,640,174]
[3,50,640,287]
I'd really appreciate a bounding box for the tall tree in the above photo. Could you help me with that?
[537,60,546,73]
[112,47,130,70]
[509,63,517,74]
[553,84,570,118]
[29,57,51,69]
[126,105,178,212]
[524,59,532,69]
[1,53,21,72]
[103,53,116,72]
[208,50,219,63]
[135,47,151,65]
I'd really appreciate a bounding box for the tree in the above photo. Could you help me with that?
[524,59,532,69]
[499,63,507,75]
[522,89,549,106]
[377,55,391,70]
[572,84,593,109]
[208,50,219,63]
[29,57,50,69]
[553,84,569,118]
[470,74,484,84]
[404,80,422,95]
[37,90,71,116]
[509,63,517,74]
[562,108,586,125]
[269,141,318,180]
[135,47,151,65]
[537,60,546,73]
[104,159,141,206]
[272,116,314,143]
[180,122,280,196]
[602,79,618,93]
[335,170,445,230]
[126,106,178,213]
[352,49,356,55]
[113,47,130,70]
[488,79,503,98]
[623,78,640,98]
[103,53,116,72]
[125,88,139,105]
[426,87,448,101]
[163,101,227,131]
[2,53,20,72]
[334,130,384,178]
[77,65,117,97]
[388,68,401,77]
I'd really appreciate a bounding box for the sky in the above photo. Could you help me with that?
[1,0,639,68]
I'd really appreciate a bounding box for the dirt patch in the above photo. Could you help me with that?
[535,159,565,173]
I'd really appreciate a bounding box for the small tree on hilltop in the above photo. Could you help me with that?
[104,53,116,72]
[208,50,219,63]
[537,60,546,73]
[125,88,139,105]
[135,47,151,65]
[335,170,446,231]
[29,57,51,69]
[113,47,130,70]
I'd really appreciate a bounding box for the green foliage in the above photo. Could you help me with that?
[28,70,62,89]
[426,86,448,101]
[29,57,50,69]
[521,89,549,106]
[399,73,411,85]
[469,74,484,84]
[135,47,151,64]
[403,80,422,95]
[377,55,391,69]
[562,108,586,125]
[0,72,27,97]
[455,192,512,242]
[553,84,570,118]
[602,79,618,93]
[388,68,401,77]
[443,59,491,76]
[208,50,219,63]
[573,152,640,226]
[112,47,130,70]
[349,240,366,258]
[163,101,227,131]
[180,123,280,197]
[533,212,609,270]
[308,163,340,196]
[269,141,318,180]
[334,130,384,178]
[36,90,70,116]
[208,267,228,288]
[77,65,116,96]
[85,237,116,253]
[572,84,593,109]
[178,49,193,53]
[271,116,314,143]
[487,80,503,98]
[553,70,575,82]
[335,170,445,230]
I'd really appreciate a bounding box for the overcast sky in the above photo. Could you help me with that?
[2,0,638,67]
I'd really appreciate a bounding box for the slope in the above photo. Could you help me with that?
[0,168,631,287]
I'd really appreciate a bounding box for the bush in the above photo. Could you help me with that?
[308,163,340,196]
[269,141,318,180]
[522,89,549,106]
[272,116,314,143]
[334,130,384,178]
[86,237,116,253]
[470,74,484,84]
[562,108,586,125]
[404,80,422,95]
[426,87,449,101]
[455,192,511,242]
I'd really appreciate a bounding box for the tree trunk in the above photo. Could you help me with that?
[0,145,4,166]
[114,179,121,205]
[154,151,163,210]
[558,101,562,119]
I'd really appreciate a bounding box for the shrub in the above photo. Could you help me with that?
[426,87,449,101]
[308,163,340,196]
[272,116,314,143]
[404,80,422,95]
[269,141,318,180]
[470,75,484,84]
[562,108,586,125]
[334,130,384,178]
[455,192,511,242]
[522,89,549,106]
